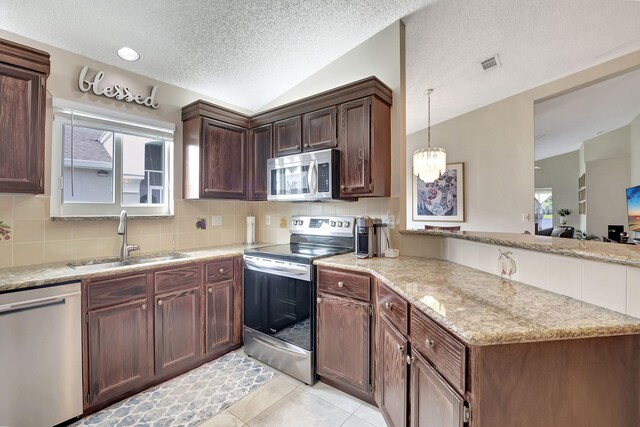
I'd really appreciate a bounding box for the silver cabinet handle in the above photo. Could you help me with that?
[219,268,225,274]
[397,344,404,354]
[425,338,435,349]
[338,281,344,288]
[384,302,392,311]
[158,300,163,306]
[141,303,147,311]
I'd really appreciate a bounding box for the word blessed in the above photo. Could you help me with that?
[78,66,159,109]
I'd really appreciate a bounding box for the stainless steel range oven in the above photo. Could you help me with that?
[243,215,355,384]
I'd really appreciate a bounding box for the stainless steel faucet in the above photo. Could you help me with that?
[117,210,139,257]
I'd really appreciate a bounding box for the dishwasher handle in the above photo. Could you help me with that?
[0,291,80,316]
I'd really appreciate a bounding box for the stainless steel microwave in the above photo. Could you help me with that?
[267,149,340,201]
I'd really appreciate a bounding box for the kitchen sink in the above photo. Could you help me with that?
[67,253,190,272]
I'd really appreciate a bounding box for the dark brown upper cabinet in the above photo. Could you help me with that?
[273,116,302,156]
[182,103,250,200]
[303,106,337,151]
[248,124,272,201]
[338,96,390,198]
[183,77,392,200]
[0,38,50,194]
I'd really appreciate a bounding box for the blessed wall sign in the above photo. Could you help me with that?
[78,66,159,109]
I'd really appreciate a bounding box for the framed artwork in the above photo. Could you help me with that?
[413,162,465,222]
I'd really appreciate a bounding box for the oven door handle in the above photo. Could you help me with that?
[244,257,309,276]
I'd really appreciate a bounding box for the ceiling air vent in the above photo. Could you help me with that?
[481,54,501,71]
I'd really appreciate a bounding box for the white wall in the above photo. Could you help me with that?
[405,50,640,233]
[406,93,533,231]
[631,113,640,186]
[585,157,630,237]
[583,126,630,162]
[534,151,580,228]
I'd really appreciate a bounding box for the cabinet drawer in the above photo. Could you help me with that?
[154,265,200,294]
[410,306,466,394]
[318,268,370,302]
[205,259,234,284]
[377,283,408,335]
[87,274,148,310]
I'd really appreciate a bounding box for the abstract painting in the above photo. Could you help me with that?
[413,162,465,222]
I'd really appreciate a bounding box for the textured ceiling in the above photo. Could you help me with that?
[404,0,640,134]
[3,1,640,135]
[534,67,640,161]
[0,0,429,112]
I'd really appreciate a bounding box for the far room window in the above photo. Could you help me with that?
[534,188,553,229]
[51,101,175,217]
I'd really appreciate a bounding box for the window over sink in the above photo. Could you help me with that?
[51,100,175,218]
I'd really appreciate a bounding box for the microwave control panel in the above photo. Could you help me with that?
[318,162,330,193]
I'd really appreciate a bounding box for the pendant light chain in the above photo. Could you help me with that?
[427,88,432,149]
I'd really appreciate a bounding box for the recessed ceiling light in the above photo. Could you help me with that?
[117,47,140,62]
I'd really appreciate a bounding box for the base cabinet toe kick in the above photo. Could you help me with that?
[315,266,640,427]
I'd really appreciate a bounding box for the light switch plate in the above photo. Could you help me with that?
[266,215,271,226]
[211,215,222,226]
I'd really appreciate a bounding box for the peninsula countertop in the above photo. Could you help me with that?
[0,244,266,293]
[314,254,640,346]
[400,229,640,268]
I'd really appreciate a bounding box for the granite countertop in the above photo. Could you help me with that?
[0,244,267,293]
[400,229,640,267]
[315,254,640,346]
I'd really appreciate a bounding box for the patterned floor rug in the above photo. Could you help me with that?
[73,352,275,427]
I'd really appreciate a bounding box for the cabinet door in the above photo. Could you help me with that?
[317,293,371,394]
[377,316,408,427]
[88,299,151,405]
[205,280,234,355]
[410,349,465,427]
[303,106,337,151]
[0,64,44,193]
[248,124,272,200]
[201,118,247,199]
[274,116,302,156]
[338,98,371,197]
[155,289,201,375]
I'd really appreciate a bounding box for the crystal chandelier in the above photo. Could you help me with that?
[413,89,446,183]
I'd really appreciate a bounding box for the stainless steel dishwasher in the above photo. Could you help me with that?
[0,282,83,427]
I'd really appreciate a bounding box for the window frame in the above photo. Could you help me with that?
[50,99,175,218]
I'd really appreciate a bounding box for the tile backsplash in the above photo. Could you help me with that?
[254,197,401,246]
[0,195,401,268]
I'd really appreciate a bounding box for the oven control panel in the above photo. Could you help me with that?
[290,216,356,237]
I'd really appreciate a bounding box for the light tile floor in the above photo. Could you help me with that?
[200,349,388,427]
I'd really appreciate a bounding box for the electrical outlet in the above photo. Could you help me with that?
[266,215,271,226]
[211,215,222,226]
[381,214,395,229]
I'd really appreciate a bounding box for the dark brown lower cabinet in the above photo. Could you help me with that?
[154,289,201,375]
[205,280,234,354]
[87,299,151,405]
[377,316,408,427]
[316,293,371,395]
[410,349,464,427]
